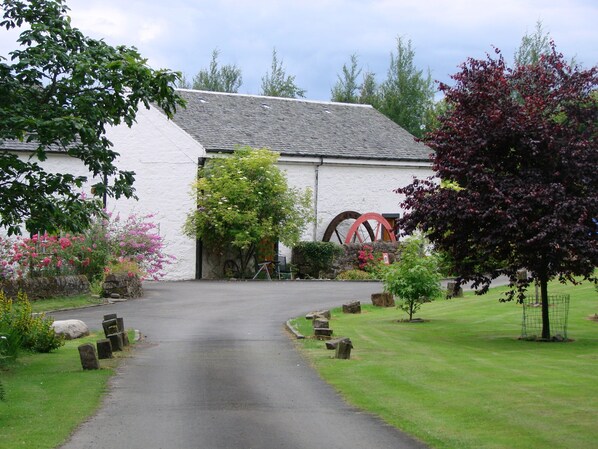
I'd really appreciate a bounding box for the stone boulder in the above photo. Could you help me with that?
[102,274,143,298]
[371,292,395,307]
[342,301,361,314]
[52,319,90,340]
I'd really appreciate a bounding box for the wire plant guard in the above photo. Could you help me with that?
[520,294,571,341]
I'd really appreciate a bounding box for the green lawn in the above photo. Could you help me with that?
[0,333,131,449]
[30,294,107,314]
[292,281,598,449]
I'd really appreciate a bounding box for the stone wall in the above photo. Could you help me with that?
[0,275,90,300]
[334,242,402,273]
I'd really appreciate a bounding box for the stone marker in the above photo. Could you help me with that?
[312,317,329,329]
[371,292,395,307]
[314,328,333,340]
[342,301,361,314]
[96,339,113,359]
[102,318,119,338]
[335,338,353,359]
[103,313,117,321]
[78,343,100,370]
[326,338,348,350]
[107,333,124,351]
[117,317,125,332]
[52,319,90,340]
[305,309,331,320]
[446,281,463,298]
[121,330,130,347]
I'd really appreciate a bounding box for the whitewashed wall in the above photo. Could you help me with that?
[9,107,205,281]
[104,107,205,280]
[276,157,434,263]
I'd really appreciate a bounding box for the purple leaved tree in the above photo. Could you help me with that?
[397,44,597,340]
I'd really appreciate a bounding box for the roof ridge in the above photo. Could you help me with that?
[175,89,374,109]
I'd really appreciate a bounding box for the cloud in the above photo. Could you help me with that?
[2,0,595,101]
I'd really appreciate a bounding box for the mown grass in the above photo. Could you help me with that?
[292,281,598,449]
[30,294,107,314]
[0,332,132,449]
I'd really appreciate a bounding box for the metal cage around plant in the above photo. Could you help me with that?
[521,294,570,341]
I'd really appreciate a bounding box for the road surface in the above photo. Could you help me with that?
[55,281,428,449]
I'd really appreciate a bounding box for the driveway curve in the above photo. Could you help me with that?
[55,281,428,449]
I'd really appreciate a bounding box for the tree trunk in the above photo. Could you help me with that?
[539,260,551,340]
[238,244,256,279]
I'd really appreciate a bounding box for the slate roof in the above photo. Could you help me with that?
[170,90,433,162]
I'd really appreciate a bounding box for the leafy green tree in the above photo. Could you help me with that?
[382,234,442,321]
[191,48,242,93]
[261,48,306,98]
[184,147,312,276]
[331,54,362,103]
[515,21,552,67]
[359,71,380,107]
[0,0,184,236]
[378,37,436,138]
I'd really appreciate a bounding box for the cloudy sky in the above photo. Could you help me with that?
[1,0,597,101]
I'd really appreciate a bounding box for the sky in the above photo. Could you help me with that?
[1,0,597,101]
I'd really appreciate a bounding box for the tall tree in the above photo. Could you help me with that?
[359,70,380,107]
[378,37,436,138]
[515,21,551,67]
[330,54,362,103]
[184,147,312,277]
[260,48,306,98]
[192,49,242,93]
[396,45,597,340]
[0,0,184,236]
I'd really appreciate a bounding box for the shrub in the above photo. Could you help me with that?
[336,269,374,280]
[106,212,175,280]
[382,234,443,321]
[292,241,344,278]
[0,291,63,353]
[0,212,175,283]
[104,257,144,278]
[0,324,21,366]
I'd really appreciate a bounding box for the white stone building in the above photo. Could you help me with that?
[3,90,434,280]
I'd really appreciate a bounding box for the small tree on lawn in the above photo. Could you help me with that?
[382,235,442,321]
[396,44,597,339]
[184,147,312,276]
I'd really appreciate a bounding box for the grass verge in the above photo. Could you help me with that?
[0,331,133,449]
[291,281,598,449]
[30,294,107,314]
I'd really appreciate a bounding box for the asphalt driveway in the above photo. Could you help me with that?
[55,281,428,449]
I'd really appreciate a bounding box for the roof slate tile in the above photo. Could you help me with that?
[171,90,432,161]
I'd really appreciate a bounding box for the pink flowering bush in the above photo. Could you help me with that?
[356,245,385,279]
[8,233,93,278]
[0,212,174,282]
[105,213,175,280]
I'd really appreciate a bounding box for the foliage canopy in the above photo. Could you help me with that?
[189,48,242,93]
[261,48,306,98]
[382,234,442,320]
[184,147,312,275]
[397,44,597,338]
